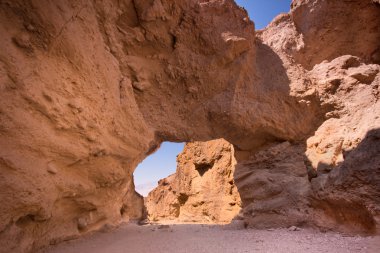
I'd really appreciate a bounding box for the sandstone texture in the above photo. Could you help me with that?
[0,0,379,252]
[234,54,380,233]
[145,139,241,223]
[234,0,380,234]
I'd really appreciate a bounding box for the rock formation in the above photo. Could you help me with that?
[145,139,241,223]
[237,0,380,234]
[0,0,379,252]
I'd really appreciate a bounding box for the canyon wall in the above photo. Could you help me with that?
[147,0,380,233]
[0,0,379,252]
[145,139,241,223]
[242,0,380,233]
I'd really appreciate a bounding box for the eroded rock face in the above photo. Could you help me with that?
[234,142,312,229]
[0,0,379,252]
[145,139,241,223]
[235,0,380,234]
[305,56,380,234]
[290,0,380,69]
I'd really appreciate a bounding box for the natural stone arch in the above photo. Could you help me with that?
[0,1,320,251]
[1,0,379,252]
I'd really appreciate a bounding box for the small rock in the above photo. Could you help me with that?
[158,224,170,229]
[77,218,87,230]
[86,134,97,142]
[25,24,36,32]
[47,162,58,174]
[288,226,301,231]
[132,81,150,92]
[12,33,33,51]
[137,219,149,225]
[187,86,199,94]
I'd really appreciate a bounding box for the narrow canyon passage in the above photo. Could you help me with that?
[45,137,380,253]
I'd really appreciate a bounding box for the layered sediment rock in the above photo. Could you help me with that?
[145,139,241,223]
[0,0,379,252]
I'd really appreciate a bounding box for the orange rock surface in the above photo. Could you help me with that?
[0,0,379,252]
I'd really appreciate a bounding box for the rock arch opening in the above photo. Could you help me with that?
[0,0,379,252]
[134,142,185,197]
[142,139,242,224]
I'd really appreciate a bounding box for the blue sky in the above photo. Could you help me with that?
[134,0,292,196]
[235,0,291,29]
[134,142,184,195]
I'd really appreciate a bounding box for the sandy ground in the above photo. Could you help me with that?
[43,222,380,253]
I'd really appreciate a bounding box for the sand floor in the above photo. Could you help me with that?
[43,223,380,253]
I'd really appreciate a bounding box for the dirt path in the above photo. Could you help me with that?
[43,223,380,253]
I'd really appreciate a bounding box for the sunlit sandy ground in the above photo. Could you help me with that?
[43,222,380,253]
